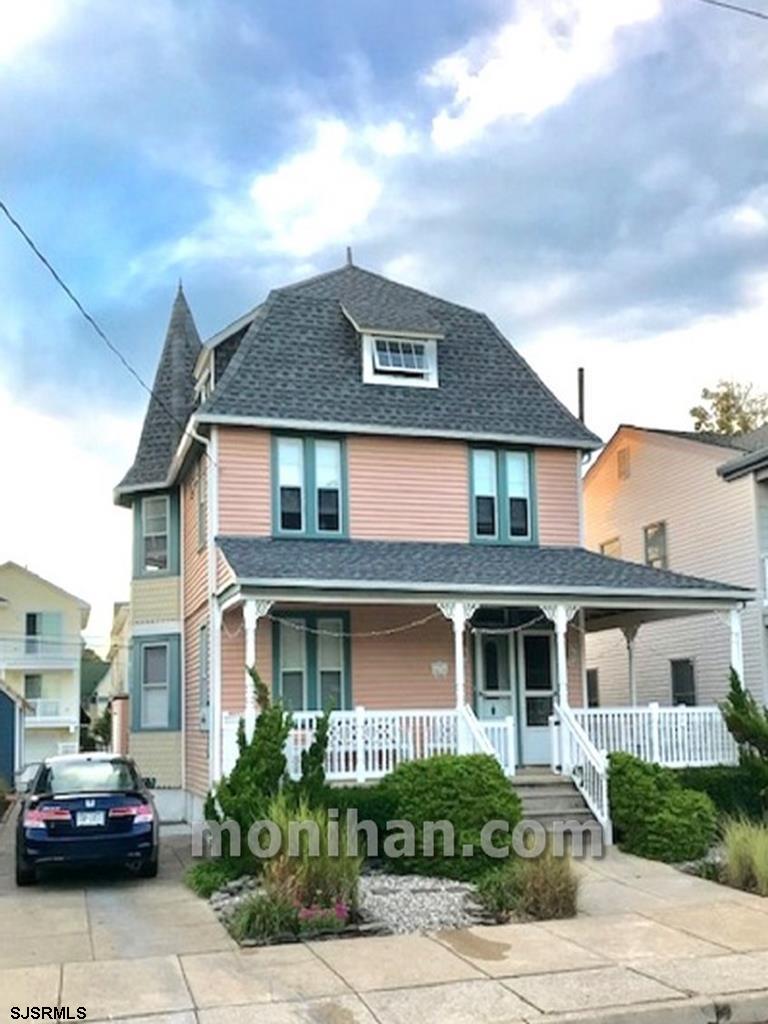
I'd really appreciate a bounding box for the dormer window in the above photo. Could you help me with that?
[361,334,439,388]
[373,339,427,375]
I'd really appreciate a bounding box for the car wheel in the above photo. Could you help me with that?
[138,854,158,879]
[15,858,37,887]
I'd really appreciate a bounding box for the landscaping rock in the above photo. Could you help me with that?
[358,870,485,934]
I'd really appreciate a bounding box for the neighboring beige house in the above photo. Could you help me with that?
[113,264,749,834]
[0,562,90,764]
[584,426,768,708]
[88,601,130,722]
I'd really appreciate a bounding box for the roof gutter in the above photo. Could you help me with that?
[192,414,602,451]
[718,446,768,481]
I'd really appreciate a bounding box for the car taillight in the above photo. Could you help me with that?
[24,807,72,828]
[109,804,153,824]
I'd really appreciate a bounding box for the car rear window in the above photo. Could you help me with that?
[36,759,140,795]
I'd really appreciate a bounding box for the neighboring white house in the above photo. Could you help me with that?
[0,562,90,763]
[584,426,768,708]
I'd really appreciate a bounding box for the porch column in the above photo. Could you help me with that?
[243,599,273,738]
[730,607,745,682]
[622,625,640,705]
[541,604,578,707]
[437,601,479,708]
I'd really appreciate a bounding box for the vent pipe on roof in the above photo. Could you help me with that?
[346,246,353,266]
[577,366,585,423]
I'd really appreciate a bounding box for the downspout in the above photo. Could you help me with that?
[179,459,187,800]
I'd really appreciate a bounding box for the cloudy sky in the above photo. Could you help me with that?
[1,0,767,647]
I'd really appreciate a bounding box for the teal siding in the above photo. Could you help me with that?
[132,490,180,579]
[130,633,181,732]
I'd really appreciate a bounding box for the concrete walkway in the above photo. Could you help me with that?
[2,809,768,1024]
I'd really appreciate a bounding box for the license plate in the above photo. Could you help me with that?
[76,811,105,827]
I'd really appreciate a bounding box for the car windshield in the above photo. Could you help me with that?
[35,759,140,795]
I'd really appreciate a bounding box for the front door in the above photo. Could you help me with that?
[475,633,516,721]
[0,690,15,785]
[519,631,555,764]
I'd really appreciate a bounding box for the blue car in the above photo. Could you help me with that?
[15,752,159,886]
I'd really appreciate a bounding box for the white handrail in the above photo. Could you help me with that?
[554,702,611,840]
[459,704,496,757]
[571,704,738,768]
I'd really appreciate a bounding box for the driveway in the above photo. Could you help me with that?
[3,805,768,1024]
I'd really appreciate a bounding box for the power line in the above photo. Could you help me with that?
[688,0,768,21]
[0,198,213,468]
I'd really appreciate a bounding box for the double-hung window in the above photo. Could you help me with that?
[471,449,533,542]
[142,496,169,572]
[199,624,210,730]
[275,614,348,711]
[644,521,667,569]
[671,658,696,706]
[141,643,169,728]
[275,436,345,537]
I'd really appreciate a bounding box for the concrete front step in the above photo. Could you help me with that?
[521,796,590,815]
[510,769,601,833]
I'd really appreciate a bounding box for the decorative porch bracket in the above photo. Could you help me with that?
[621,624,640,706]
[437,601,479,708]
[243,599,274,738]
[540,604,579,706]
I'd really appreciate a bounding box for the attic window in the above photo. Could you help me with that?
[362,334,439,388]
[373,339,427,374]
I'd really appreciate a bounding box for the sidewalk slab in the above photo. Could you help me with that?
[503,965,684,1014]
[0,929,93,968]
[0,965,61,1022]
[435,923,607,977]
[364,978,535,1024]
[645,901,768,952]
[198,994,378,1023]
[61,955,194,1020]
[181,949,349,1007]
[541,911,728,960]
[309,933,482,991]
[636,951,768,996]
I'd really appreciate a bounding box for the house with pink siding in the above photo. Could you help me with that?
[114,263,750,829]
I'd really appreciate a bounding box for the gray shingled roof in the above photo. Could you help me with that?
[117,287,202,494]
[199,265,600,448]
[216,536,748,597]
[341,294,444,336]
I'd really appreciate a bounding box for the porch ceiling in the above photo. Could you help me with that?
[216,536,751,614]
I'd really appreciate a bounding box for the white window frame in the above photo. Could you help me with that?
[314,439,343,536]
[671,657,697,706]
[317,616,345,710]
[279,620,308,710]
[644,520,667,569]
[141,642,170,728]
[199,624,210,730]
[361,334,439,388]
[505,451,531,541]
[472,449,499,540]
[142,495,170,573]
[276,437,306,534]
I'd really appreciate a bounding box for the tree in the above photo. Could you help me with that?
[690,381,768,436]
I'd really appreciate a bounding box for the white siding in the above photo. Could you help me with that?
[585,430,766,706]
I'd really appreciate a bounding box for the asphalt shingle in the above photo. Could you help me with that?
[200,265,601,447]
[216,536,747,596]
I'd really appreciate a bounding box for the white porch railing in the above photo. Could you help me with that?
[571,704,738,769]
[551,703,612,841]
[479,716,517,777]
[221,706,516,782]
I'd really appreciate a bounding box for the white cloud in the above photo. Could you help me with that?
[0,0,65,64]
[150,116,419,269]
[520,272,768,446]
[716,186,768,237]
[427,0,661,150]
[0,375,135,652]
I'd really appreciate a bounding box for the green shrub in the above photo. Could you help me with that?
[323,783,399,843]
[721,669,768,759]
[293,711,331,808]
[205,670,292,852]
[263,794,361,911]
[609,752,717,863]
[477,850,579,922]
[228,891,299,943]
[677,759,768,821]
[380,754,522,880]
[722,817,768,896]
[184,858,251,899]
